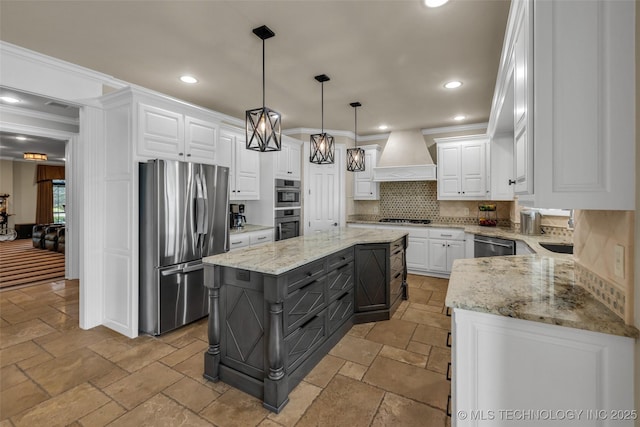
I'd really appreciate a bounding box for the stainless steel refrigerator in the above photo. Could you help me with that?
[139,159,229,335]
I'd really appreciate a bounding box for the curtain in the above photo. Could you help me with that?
[35,165,65,224]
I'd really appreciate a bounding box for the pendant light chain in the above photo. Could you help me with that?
[262,38,266,108]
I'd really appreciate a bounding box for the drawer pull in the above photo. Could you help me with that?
[257,236,267,240]
[446,362,451,381]
[446,307,452,317]
[441,234,452,237]
[306,272,313,277]
[447,394,451,417]
[299,313,320,329]
[446,331,452,348]
[231,241,243,245]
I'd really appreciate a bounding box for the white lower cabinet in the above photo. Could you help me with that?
[428,239,464,273]
[229,228,273,251]
[451,309,635,427]
[406,236,429,272]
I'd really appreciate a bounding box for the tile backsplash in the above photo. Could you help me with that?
[353,181,511,226]
[573,210,634,324]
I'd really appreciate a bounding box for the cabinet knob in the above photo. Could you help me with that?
[178,152,184,156]
[462,191,465,194]
[187,153,191,157]
[457,192,461,194]
[442,243,445,247]
[508,179,516,185]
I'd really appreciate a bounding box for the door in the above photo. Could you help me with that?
[158,261,208,335]
[406,236,428,271]
[156,160,199,266]
[304,144,344,233]
[200,164,230,257]
[185,117,218,164]
[460,141,486,197]
[233,136,260,200]
[446,240,465,272]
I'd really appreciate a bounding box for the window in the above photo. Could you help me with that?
[53,179,65,223]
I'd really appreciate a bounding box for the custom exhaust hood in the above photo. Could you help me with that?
[373,130,437,181]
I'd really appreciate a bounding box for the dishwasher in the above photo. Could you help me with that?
[474,235,516,257]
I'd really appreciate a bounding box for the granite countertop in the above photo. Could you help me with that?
[445,256,638,338]
[346,220,572,258]
[204,227,408,275]
[229,224,274,235]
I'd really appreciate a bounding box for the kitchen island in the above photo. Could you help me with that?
[202,228,408,413]
[445,256,638,426]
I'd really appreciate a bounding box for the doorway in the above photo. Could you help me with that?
[303,143,346,234]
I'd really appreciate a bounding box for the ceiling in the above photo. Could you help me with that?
[0,131,67,163]
[0,0,510,136]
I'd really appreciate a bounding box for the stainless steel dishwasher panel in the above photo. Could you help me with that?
[474,235,516,257]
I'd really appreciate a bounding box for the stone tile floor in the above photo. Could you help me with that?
[0,275,452,426]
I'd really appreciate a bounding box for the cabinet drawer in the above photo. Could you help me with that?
[285,308,327,372]
[327,247,354,270]
[283,278,326,335]
[328,291,354,334]
[428,228,465,241]
[285,259,326,293]
[390,250,404,276]
[390,275,403,304]
[327,262,354,302]
[229,235,250,249]
[249,229,273,246]
[391,238,405,255]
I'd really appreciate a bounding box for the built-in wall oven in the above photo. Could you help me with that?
[275,179,301,208]
[275,208,301,241]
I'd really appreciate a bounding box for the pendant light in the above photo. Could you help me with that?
[246,25,281,152]
[309,74,335,164]
[346,102,365,172]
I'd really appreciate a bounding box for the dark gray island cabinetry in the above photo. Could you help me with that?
[202,228,408,413]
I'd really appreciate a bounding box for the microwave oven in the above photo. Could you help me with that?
[275,179,301,208]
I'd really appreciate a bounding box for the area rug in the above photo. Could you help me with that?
[0,239,65,290]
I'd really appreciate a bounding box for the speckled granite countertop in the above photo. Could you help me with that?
[229,224,273,235]
[445,256,638,338]
[346,220,572,257]
[204,228,408,275]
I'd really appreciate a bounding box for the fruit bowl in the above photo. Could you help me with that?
[478,218,498,227]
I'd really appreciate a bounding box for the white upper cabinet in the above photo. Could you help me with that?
[435,135,488,200]
[137,100,218,164]
[487,0,635,210]
[219,127,260,201]
[353,145,381,200]
[275,138,302,181]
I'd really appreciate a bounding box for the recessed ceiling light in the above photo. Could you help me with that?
[0,96,21,103]
[453,115,466,121]
[16,136,27,141]
[424,0,450,8]
[378,125,388,130]
[444,81,463,89]
[180,75,198,84]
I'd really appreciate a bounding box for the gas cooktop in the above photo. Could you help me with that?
[378,218,432,224]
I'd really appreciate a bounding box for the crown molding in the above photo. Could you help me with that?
[421,122,488,135]
[0,121,76,140]
[1,41,126,88]
[0,104,79,126]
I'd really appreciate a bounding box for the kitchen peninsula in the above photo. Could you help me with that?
[202,228,408,413]
[446,256,638,426]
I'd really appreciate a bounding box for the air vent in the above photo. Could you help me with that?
[45,100,71,109]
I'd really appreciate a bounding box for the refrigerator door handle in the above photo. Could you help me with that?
[194,173,207,236]
[160,263,204,276]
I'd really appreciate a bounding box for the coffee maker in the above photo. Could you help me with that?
[229,204,246,229]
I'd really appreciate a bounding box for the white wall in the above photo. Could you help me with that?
[0,160,14,227]
[12,161,37,225]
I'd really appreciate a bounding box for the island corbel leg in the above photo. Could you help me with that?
[263,301,289,413]
[203,267,220,382]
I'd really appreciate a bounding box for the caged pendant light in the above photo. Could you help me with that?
[246,25,281,152]
[346,102,365,172]
[309,74,335,164]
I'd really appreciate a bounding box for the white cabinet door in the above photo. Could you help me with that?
[353,146,380,200]
[514,126,530,194]
[428,239,448,272]
[217,130,233,168]
[406,236,428,272]
[459,141,486,198]
[233,135,260,200]
[229,234,250,250]
[452,309,635,427]
[513,3,528,130]
[437,144,461,198]
[446,240,465,273]
[138,103,184,160]
[185,116,218,164]
[489,135,515,200]
[275,140,302,181]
